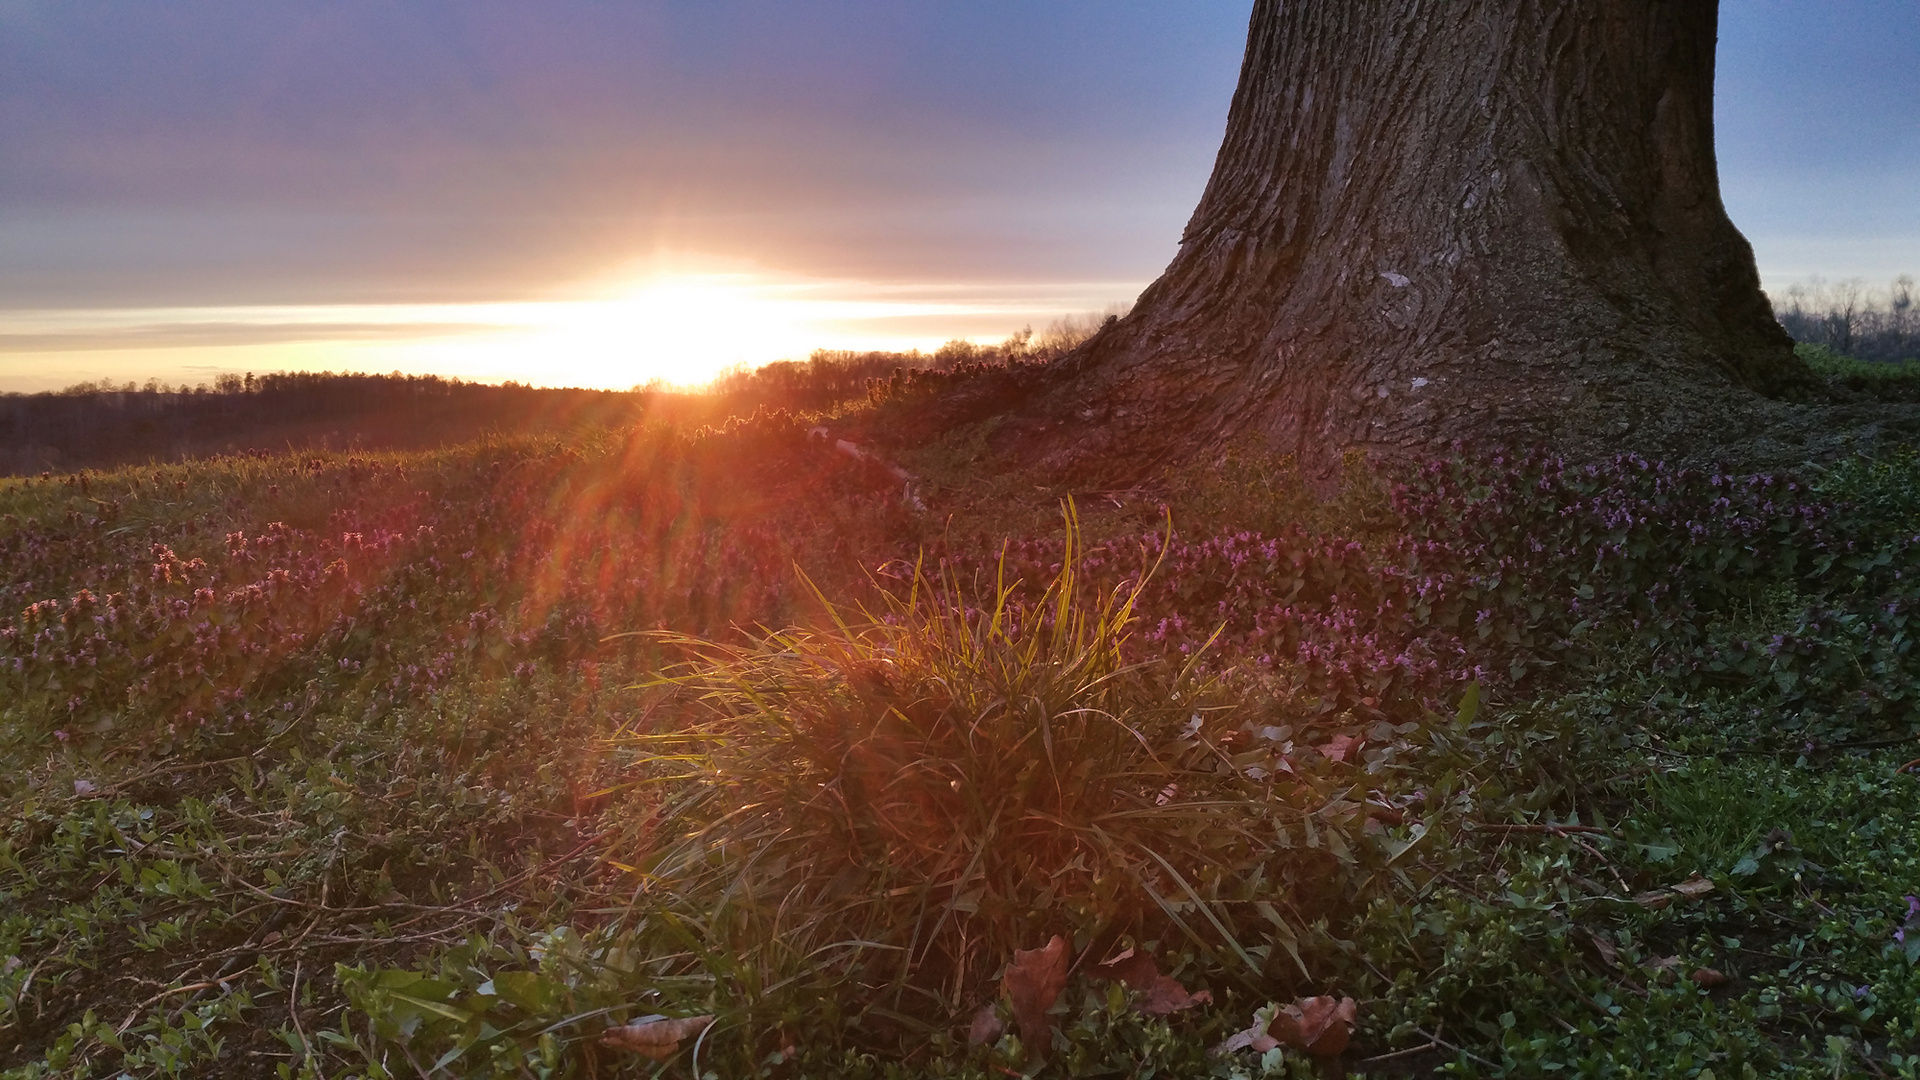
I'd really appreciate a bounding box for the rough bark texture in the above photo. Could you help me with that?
[1025,0,1839,478]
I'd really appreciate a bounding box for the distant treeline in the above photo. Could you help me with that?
[701,313,1118,414]
[0,311,1123,476]
[1774,275,1918,363]
[0,372,661,476]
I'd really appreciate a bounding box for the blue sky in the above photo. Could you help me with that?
[0,1,1913,390]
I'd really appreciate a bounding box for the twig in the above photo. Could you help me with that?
[290,909,328,953]
[1469,822,1617,837]
[223,872,387,914]
[298,919,490,949]
[1357,1039,1440,1064]
[1548,972,1614,1018]
[117,981,221,1036]
[1568,835,1633,894]
[387,830,608,929]
[10,931,70,1022]
[1418,1027,1496,1068]
[289,960,315,1078]
[99,755,250,797]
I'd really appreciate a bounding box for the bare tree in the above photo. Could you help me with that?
[1774,275,1920,363]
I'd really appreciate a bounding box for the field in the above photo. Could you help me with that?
[4,363,1920,1079]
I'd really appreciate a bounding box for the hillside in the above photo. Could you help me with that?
[2,361,1920,1078]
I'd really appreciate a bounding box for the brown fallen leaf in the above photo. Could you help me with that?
[1671,874,1716,900]
[1633,890,1674,910]
[966,1003,1005,1047]
[1366,801,1406,825]
[1690,966,1729,988]
[1270,996,1358,1058]
[600,1014,715,1060]
[1214,1017,1279,1056]
[1095,948,1213,1016]
[1003,935,1069,1057]
[1322,734,1362,764]
[1581,929,1620,968]
[1644,955,1683,983]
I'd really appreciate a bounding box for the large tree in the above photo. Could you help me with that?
[1027,0,1827,475]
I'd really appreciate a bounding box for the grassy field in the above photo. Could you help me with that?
[3,376,1920,1078]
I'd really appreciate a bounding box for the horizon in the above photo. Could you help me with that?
[4,1,1916,394]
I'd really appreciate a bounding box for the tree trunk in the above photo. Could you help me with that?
[1029,0,1811,477]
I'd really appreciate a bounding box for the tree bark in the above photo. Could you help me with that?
[1028,0,1812,476]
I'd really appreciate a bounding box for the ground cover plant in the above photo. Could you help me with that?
[3,369,1920,1077]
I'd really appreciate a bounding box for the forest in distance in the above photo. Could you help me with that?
[0,312,1117,477]
[3,281,1915,479]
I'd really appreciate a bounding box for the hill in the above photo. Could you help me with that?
[4,361,1920,1076]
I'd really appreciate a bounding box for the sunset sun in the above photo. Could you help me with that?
[541,275,806,385]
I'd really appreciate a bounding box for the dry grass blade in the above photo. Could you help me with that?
[599,1014,716,1059]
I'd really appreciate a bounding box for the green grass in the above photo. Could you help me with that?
[5,416,1920,1077]
[1797,342,1920,401]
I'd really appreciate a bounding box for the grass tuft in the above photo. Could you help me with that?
[609,505,1227,1028]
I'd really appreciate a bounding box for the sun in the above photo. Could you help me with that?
[538,274,809,387]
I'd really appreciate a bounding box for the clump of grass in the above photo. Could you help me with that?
[610,507,1227,1030]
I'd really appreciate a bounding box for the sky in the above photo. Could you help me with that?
[1,0,1915,393]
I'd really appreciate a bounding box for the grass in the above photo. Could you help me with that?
[3,389,1920,1077]
[594,514,1246,1056]
[1797,342,1920,401]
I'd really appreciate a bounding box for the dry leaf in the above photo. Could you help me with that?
[1003,935,1069,1057]
[966,1003,1005,1047]
[1632,890,1674,910]
[1581,929,1620,968]
[1690,967,1729,988]
[1366,801,1405,825]
[1322,734,1362,764]
[1215,1022,1280,1055]
[1095,948,1213,1015]
[1269,996,1358,1058]
[1671,874,1716,900]
[600,1014,715,1060]
[1644,956,1683,983]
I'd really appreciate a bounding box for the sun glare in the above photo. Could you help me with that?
[0,271,1141,394]
[543,276,807,387]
